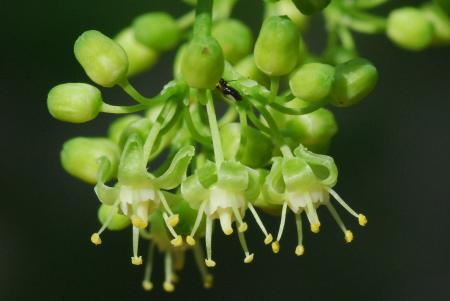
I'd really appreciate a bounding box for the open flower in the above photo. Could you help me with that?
[263,145,367,255]
[181,161,272,267]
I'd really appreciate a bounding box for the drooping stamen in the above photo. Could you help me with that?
[163,252,175,292]
[187,201,206,246]
[248,203,273,245]
[158,191,179,227]
[130,190,148,229]
[91,198,121,245]
[218,209,233,235]
[325,201,353,243]
[231,206,248,233]
[237,227,254,264]
[192,244,213,289]
[162,212,183,247]
[142,241,155,291]
[294,213,304,256]
[272,201,288,254]
[205,216,216,267]
[327,188,368,226]
[305,193,321,233]
[131,226,143,265]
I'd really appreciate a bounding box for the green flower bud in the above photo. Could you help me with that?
[292,0,331,15]
[254,16,300,76]
[220,123,273,168]
[212,19,253,65]
[107,114,141,144]
[74,30,128,87]
[181,36,224,89]
[387,7,433,51]
[118,118,152,148]
[132,12,180,52]
[330,58,378,107]
[289,63,335,103]
[323,46,358,65]
[422,2,450,45]
[114,28,159,77]
[285,108,338,153]
[266,0,309,30]
[234,55,269,87]
[173,44,188,79]
[47,83,102,123]
[98,204,130,231]
[61,137,120,184]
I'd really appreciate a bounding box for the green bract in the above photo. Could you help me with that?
[330,58,378,107]
[115,28,159,76]
[98,204,131,231]
[133,12,180,52]
[181,36,225,89]
[292,0,331,15]
[289,63,335,103]
[60,137,120,184]
[387,7,433,51]
[212,19,253,64]
[254,16,300,76]
[74,30,129,87]
[47,83,102,123]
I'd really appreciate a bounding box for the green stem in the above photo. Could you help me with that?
[193,0,213,37]
[119,79,181,105]
[101,103,148,114]
[177,10,196,30]
[206,91,224,166]
[218,106,238,126]
[236,108,248,161]
[280,145,294,158]
[269,77,280,103]
[184,106,212,148]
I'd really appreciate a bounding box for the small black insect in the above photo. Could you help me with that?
[216,78,242,101]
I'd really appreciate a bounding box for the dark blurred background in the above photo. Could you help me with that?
[1,0,449,300]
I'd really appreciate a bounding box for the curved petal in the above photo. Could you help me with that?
[154,145,195,190]
[180,174,209,210]
[217,161,249,192]
[262,157,285,204]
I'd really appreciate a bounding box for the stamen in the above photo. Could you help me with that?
[131,226,143,265]
[325,201,354,243]
[305,193,320,233]
[192,244,214,289]
[204,216,216,267]
[90,198,120,245]
[187,201,206,246]
[162,212,183,247]
[327,188,367,226]
[272,201,288,254]
[248,203,273,245]
[237,227,254,264]
[218,209,233,235]
[294,213,304,256]
[142,241,155,291]
[163,252,175,293]
[158,191,178,226]
[231,206,248,233]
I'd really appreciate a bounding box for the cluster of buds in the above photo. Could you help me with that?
[47,0,447,293]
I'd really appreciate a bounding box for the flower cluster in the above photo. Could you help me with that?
[47,0,450,293]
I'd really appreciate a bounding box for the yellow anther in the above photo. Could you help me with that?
[345,230,354,243]
[223,227,234,236]
[186,235,196,246]
[204,274,213,289]
[131,256,143,266]
[264,233,273,245]
[205,259,216,267]
[171,235,183,247]
[238,222,248,233]
[142,280,153,291]
[295,245,305,256]
[358,214,368,226]
[168,214,179,227]
[244,253,254,264]
[163,281,175,293]
[310,223,321,233]
[131,216,148,229]
[90,233,102,245]
[271,241,280,254]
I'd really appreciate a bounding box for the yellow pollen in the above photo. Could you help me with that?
[271,241,280,254]
[90,233,102,245]
[238,222,248,233]
[186,235,196,246]
[310,223,321,233]
[204,274,213,289]
[205,259,216,267]
[131,216,148,229]
[168,214,179,227]
[163,281,175,293]
[244,254,254,264]
[131,256,143,266]
[295,245,305,256]
[358,214,368,226]
[171,235,183,247]
[345,230,354,243]
[142,280,153,291]
[264,234,273,245]
[223,227,234,236]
